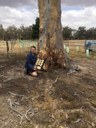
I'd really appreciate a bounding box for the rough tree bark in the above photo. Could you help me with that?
[38,0,71,69]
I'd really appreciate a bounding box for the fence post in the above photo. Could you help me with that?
[6,41,9,58]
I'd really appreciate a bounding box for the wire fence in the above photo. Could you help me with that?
[0,40,96,59]
[0,40,38,54]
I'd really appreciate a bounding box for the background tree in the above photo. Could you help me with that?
[1,21,96,41]
[74,27,86,39]
[86,27,96,40]
[63,26,72,40]
[32,17,39,40]
[0,24,4,40]
[3,25,17,41]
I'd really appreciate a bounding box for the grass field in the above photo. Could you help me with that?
[1,39,96,60]
[0,40,96,59]
[0,40,38,53]
[0,39,85,55]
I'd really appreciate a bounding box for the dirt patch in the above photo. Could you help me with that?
[0,56,96,128]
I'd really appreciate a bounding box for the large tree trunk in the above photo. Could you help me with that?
[38,0,70,69]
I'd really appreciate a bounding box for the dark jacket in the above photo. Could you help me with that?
[25,52,37,72]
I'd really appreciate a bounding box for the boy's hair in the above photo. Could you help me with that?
[30,46,36,49]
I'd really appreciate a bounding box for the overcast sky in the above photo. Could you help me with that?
[0,0,96,29]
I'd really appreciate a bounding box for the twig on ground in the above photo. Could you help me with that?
[32,95,39,101]
[0,75,8,79]
[8,98,23,116]
[4,78,14,82]
[0,66,6,69]
[24,108,32,122]
[8,91,24,97]
[74,119,82,123]
[53,78,59,84]
[67,70,76,75]
[7,98,33,124]
[66,108,83,113]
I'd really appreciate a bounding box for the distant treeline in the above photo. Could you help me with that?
[63,26,96,40]
[0,17,96,41]
[0,17,39,41]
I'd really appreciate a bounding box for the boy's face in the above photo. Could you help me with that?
[30,47,36,54]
